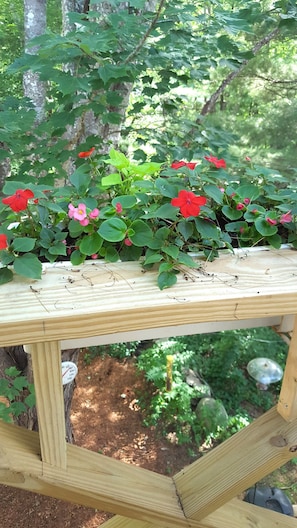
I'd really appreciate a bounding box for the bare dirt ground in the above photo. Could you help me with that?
[0,354,198,528]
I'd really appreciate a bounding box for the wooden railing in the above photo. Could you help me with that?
[1,247,297,528]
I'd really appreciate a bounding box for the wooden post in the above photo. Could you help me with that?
[30,341,67,469]
[278,314,297,421]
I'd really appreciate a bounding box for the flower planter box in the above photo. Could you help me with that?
[1,246,297,528]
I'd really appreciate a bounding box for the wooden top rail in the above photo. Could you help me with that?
[1,247,297,347]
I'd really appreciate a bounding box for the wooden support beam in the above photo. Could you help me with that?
[1,411,297,527]
[173,406,297,521]
[30,341,67,469]
[0,421,184,528]
[101,498,297,528]
[278,315,297,421]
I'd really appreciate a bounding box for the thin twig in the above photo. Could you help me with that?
[124,0,167,65]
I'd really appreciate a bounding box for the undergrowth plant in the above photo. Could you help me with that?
[0,367,35,423]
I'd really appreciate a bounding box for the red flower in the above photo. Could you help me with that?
[78,147,95,158]
[2,189,34,212]
[171,161,197,170]
[205,156,226,169]
[0,234,8,250]
[171,190,207,218]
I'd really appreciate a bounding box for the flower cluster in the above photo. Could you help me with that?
[0,148,295,289]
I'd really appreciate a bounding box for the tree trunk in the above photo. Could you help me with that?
[23,0,47,122]
[0,346,79,442]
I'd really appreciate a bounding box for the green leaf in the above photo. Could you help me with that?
[158,271,177,290]
[101,173,122,187]
[104,149,130,170]
[222,205,243,220]
[144,253,163,265]
[130,220,153,246]
[98,64,131,84]
[13,254,42,280]
[225,221,248,232]
[69,165,91,191]
[237,184,260,201]
[13,376,28,390]
[194,218,220,240]
[0,267,13,285]
[98,218,127,242]
[203,184,224,204]
[177,220,194,241]
[144,203,178,220]
[70,250,85,265]
[79,233,103,255]
[111,195,137,209]
[254,218,278,237]
[12,237,36,252]
[5,366,20,377]
[155,178,179,198]
[24,392,36,407]
[177,252,199,268]
[161,245,179,259]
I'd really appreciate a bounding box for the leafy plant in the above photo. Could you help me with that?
[0,367,35,423]
[135,327,288,444]
[0,148,295,289]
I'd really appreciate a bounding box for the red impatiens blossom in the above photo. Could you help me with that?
[0,234,8,250]
[2,189,34,212]
[171,161,197,170]
[171,190,207,218]
[78,147,95,158]
[205,155,227,169]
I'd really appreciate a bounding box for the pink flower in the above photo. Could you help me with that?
[219,187,225,193]
[280,212,293,224]
[266,217,277,225]
[245,156,251,162]
[73,203,87,221]
[115,202,123,214]
[91,253,98,259]
[236,203,245,210]
[89,208,99,219]
[68,204,76,219]
[243,198,250,205]
[205,156,226,169]
[79,218,89,227]
[124,238,133,246]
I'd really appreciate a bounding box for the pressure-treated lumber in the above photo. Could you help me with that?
[0,420,185,528]
[101,497,297,528]
[1,407,297,527]
[0,248,297,347]
[278,315,297,421]
[173,406,297,521]
[29,341,66,469]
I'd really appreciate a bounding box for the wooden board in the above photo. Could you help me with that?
[278,315,297,420]
[1,248,297,347]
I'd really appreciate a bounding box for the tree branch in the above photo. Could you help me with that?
[200,28,279,117]
[124,0,167,65]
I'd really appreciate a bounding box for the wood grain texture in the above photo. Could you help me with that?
[173,406,297,521]
[1,248,297,347]
[30,342,66,469]
[278,315,297,421]
[101,497,297,528]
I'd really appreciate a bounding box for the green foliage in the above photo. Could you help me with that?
[136,327,287,444]
[0,149,295,289]
[0,367,35,423]
[83,341,140,364]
